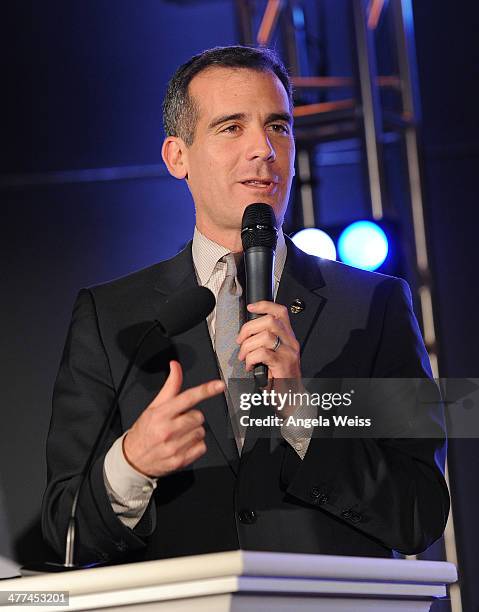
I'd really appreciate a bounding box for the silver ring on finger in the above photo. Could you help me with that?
[272,335,281,352]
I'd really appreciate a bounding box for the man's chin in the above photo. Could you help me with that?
[239,198,285,216]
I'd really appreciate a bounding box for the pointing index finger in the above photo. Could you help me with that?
[163,379,225,418]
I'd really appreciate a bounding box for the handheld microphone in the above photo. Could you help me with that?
[241,203,278,389]
[26,286,215,573]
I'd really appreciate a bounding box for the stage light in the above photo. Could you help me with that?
[292,228,337,260]
[338,221,389,271]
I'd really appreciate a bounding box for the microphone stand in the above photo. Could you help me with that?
[23,320,163,573]
[64,320,163,568]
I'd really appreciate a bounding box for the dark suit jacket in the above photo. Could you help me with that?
[42,238,449,565]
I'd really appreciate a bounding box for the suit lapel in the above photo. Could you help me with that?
[152,243,239,475]
[276,236,327,357]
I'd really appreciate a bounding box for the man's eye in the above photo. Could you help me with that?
[221,125,240,134]
[269,123,290,134]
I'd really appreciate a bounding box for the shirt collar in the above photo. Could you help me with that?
[192,226,287,286]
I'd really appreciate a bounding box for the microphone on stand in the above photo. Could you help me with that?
[241,203,278,389]
[24,286,215,573]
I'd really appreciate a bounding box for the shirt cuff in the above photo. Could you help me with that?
[103,433,157,529]
[280,398,317,460]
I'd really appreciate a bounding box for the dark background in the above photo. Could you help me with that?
[1,1,478,609]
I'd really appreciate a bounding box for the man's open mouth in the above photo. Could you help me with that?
[241,179,276,189]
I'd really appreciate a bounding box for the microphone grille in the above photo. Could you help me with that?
[241,203,278,250]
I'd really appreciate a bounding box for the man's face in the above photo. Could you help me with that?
[180,67,295,246]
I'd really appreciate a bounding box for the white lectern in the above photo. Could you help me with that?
[0,550,456,611]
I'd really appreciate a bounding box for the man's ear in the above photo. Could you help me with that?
[161,137,189,180]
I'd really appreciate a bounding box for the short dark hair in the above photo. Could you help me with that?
[162,45,293,146]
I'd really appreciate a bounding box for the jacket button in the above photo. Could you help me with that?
[341,509,362,523]
[238,509,257,524]
[311,487,328,504]
[349,511,362,523]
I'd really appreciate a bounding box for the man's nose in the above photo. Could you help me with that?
[246,129,276,162]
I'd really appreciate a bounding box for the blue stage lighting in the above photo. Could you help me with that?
[292,228,337,260]
[338,221,389,271]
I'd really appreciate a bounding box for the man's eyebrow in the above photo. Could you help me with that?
[265,112,293,125]
[207,113,247,131]
[207,111,293,131]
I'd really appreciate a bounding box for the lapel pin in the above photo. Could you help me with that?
[290,298,305,314]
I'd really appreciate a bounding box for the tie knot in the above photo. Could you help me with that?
[221,253,242,278]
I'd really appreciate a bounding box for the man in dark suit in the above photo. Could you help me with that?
[42,46,449,565]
